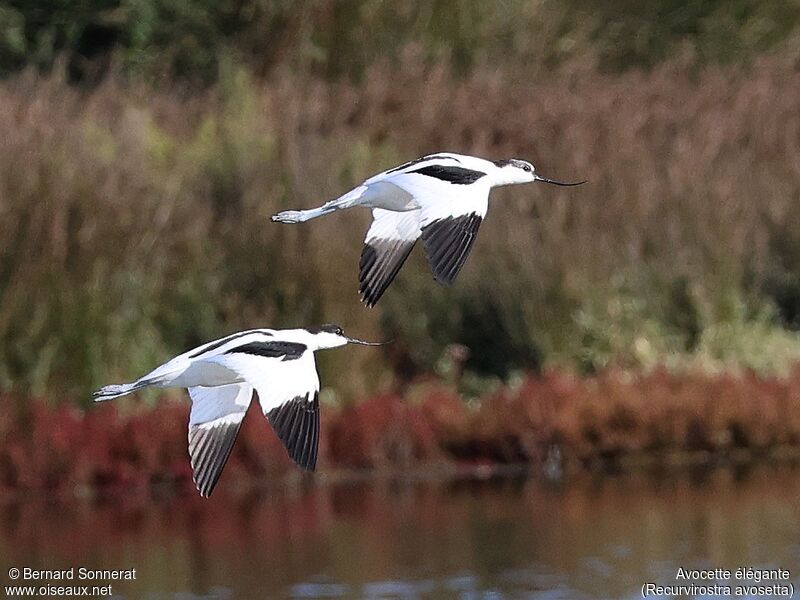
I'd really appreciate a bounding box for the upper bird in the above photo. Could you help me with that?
[272,152,584,307]
[93,325,382,497]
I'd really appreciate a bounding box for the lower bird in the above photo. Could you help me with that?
[93,325,383,497]
[272,152,584,307]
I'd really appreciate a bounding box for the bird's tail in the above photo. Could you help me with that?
[92,380,151,402]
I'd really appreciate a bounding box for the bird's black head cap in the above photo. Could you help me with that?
[494,158,533,172]
[306,324,344,336]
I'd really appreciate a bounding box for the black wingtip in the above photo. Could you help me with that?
[360,295,378,309]
[267,393,320,471]
[421,213,483,286]
[358,239,416,308]
[188,420,243,498]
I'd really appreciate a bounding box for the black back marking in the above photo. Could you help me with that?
[410,165,486,185]
[421,213,483,285]
[267,393,320,471]
[188,330,273,358]
[387,154,461,175]
[225,340,306,361]
[359,238,416,307]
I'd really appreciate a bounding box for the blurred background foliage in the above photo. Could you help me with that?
[2,0,800,402]
[3,0,800,83]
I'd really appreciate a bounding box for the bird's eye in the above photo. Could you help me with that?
[336,327,343,335]
[523,164,532,172]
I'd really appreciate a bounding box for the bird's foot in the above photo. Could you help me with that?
[271,210,305,224]
[92,383,129,401]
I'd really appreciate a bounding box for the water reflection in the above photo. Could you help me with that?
[1,464,799,599]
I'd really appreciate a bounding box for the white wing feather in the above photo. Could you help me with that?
[186,383,253,497]
[200,352,321,470]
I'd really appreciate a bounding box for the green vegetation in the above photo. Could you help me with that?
[3,0,800,83]
[2,2,800,402]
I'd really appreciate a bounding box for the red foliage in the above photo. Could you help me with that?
[2,368,800,495]
[326,394,442,470]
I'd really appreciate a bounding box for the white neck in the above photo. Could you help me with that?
[486,164,531,187]
[487,165,518,187]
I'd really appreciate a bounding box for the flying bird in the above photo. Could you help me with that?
[272,152,584,307]
[93,325,383,497]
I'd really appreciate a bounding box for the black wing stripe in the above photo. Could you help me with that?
[359,239,416,307]
[410,165,486,185]
[188,329,272,358]
[267,393,320,471]
[421,214,483,285]
[386,154,461,174]
[188,419,243,497]
[225,341,306,361]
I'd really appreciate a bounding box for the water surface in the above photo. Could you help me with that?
[1,465,799,599]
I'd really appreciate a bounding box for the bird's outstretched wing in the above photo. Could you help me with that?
[359,209,422,307]
[386,169,489,285]
[200,344,321,471]
[187,383,254,497]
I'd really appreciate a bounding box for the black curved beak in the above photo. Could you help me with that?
[534,174,586,187]
[346,336,392,346]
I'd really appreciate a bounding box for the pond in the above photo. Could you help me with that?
[1,464,799,599]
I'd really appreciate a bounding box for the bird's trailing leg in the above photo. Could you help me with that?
[271,206,331,224]
[272,185,369,224]
[93,380,149,401]
[92,374,169,401]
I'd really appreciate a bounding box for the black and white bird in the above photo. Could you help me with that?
[93,325,382,497]
[272,152,584,307]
